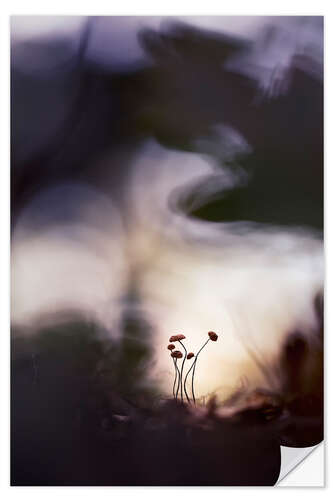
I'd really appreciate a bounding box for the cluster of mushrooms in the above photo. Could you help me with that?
[167,331,219,405]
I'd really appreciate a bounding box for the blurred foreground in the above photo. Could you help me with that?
[11,293,323,485]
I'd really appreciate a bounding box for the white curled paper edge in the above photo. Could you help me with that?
[278,442,324,486]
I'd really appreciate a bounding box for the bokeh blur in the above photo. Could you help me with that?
[11,16,323,485]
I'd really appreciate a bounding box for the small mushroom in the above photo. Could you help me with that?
[208,331,218,342]
[171,350,183,359]
[169,334,186,342]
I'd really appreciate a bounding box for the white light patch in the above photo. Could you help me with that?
[11,184,128,336]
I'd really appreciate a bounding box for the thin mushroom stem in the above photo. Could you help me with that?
[178,340,187,403]
[183,372,191,404]
[191,360,198,405]
[175,359,181,399]
[184,358,196,403]
[172,358,178,399]
[191,338,210,405]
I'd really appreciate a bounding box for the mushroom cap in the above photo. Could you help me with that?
[171,350,183,359]
[187,352,195,359]
[169,334,186,342]
[208,331,218,341]
[167,343,175,350]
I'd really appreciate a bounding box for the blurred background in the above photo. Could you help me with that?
[11,16,324,485]
[10,17,324,484]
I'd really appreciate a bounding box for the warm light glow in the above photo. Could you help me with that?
[11,141,323,400]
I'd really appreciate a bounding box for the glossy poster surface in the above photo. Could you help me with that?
[11,16,323,486]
